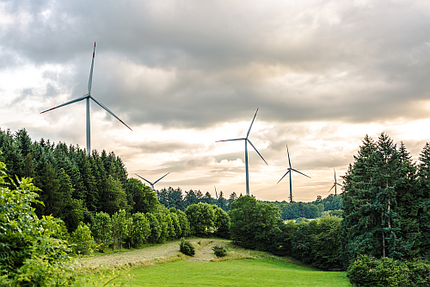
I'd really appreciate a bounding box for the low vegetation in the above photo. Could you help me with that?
[212,245,227,258]
[348,255,430,287]
[179,238,195,256]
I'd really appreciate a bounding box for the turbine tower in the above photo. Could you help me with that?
[216,108,268,196]
[277,145,310,202]
[40,42,132,155]
[328,168,342,196]
[136,172,170,192]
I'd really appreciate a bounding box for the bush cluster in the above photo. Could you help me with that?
[179,238,195,256]
[348,255,430,287]
[212,245,227,257]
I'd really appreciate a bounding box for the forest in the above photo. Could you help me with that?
[1,129,430,286]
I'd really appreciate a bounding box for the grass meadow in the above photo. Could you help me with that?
[98,241,352,287]
[118,259,351,287]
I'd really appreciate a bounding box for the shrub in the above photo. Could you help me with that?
[212,245,227,257]
[71,222,95,255]
[347,255,430,287]
[0,161,78,285]
[179,238,195,256]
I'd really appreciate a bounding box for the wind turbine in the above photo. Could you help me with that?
[277,145,310,202]
[40,42,132,155]
[135,172,170,192]
[328,168,342,196]
[216,108,268,196]
[214,186,218,199]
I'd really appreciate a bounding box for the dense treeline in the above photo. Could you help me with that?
[229,133,430,278]
[0,128,234,233]
[268,194,343,220]
[157,187,238,212]
[70,202,230,254]
[342,133,430,263]
[229,196,344,270]
[0,128,158,232]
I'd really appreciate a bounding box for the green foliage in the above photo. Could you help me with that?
[125,178,159,214]
[175,209,191,237]
[0,160,78,285]
[311,215,343,270]
[212,245,227,257]
[102,175,130,215]
[185,202,216,236]
[71,221,95,255]
[146,212,161,243]
[229,196,281,251]
[213,205,230,238]
[342,134,427,266]
[112,209,129,250]
[169,211,182,240]
[270,196,341,220]
[348,255,430,287]
[92,211,113,250]
[131,212,151,247]
[179,238,195,256]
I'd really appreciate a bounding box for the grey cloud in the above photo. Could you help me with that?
[3,0,430,129]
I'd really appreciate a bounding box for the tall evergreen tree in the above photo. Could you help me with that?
[417,142,430,259]
[342,133,416,265]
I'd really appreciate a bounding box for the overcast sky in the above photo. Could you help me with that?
[1,0,430,202]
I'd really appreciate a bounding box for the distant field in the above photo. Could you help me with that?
[120,259,351,287]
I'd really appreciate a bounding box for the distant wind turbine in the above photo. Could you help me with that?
[216,108,268,196]
[328,168,342,196]
[277,145,310,202]
[136,172,170,192]
[214,186,218,199]
[40,42,132,155]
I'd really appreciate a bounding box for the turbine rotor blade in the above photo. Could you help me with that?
[90,96,133,131]
[247,139,268,165]
[291,168,311,179]
[216,138,246,143]
[154,172,170,184]
[328,184,335,192]
[88,42,96,95]
[246,108,259,138]
[277,170,291,184]
[286,145,292,168]
[40,95,88,114]
[135,173,154,186]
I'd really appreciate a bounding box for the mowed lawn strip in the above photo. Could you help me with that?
[117,259,351,287]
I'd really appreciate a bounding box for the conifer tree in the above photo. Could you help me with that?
[76,150,98,212]
[417,142,430,259]
[342,134,417,265]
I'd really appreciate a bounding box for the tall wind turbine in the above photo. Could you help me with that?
[277,145,310,202]
[136,172,170,192]
[40,42,132,155]
[328,168,342,196]
[216,108,268,196]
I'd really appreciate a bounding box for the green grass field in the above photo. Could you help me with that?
[115,258,351,286]
[83,240,352,286]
